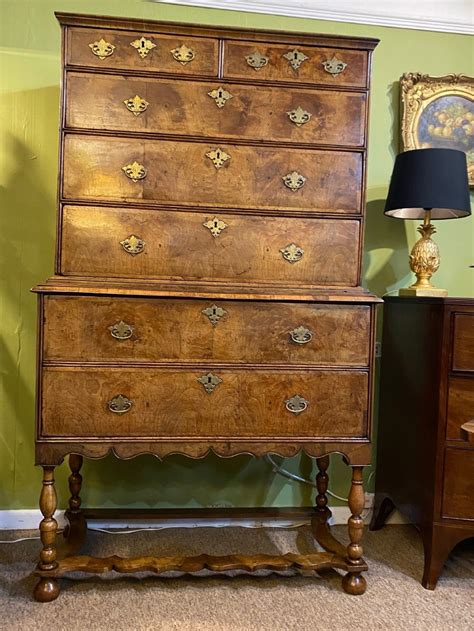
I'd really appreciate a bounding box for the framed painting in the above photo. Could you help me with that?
[400,73,474,185]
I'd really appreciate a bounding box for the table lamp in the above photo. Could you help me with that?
[384,148,471,296]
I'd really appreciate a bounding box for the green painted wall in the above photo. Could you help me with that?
[1,0,473,511]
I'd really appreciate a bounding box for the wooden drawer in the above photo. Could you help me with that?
[446,377,474,441]
[452,313,474,372]
[60,206,361,287]
[442,448,474,520]
[223,40,368,89]
[66,27,218,76]
[65,72,367,148]
[40,367,369,439]
[62,135,363,214]
[43,295,371,366]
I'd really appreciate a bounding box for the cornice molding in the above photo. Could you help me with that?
[156,1,474,35]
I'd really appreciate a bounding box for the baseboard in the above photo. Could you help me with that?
[0,500,409,530]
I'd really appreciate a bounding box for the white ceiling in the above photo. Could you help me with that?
[153,0,474,34]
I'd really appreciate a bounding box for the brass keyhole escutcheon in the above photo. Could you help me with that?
[208,87,233,108]
[197,372,222,393]
[202,304,227,325]
[206,148,231,169]
[203,217,228,237]
[283,48,309,71]
[130,36,156,58]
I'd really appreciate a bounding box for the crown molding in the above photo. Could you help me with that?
[155,1,474,35]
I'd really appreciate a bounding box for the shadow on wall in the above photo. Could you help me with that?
[0,101,57,505]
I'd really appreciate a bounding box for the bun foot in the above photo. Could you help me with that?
[33,578,60,602]
[342,572,367,595]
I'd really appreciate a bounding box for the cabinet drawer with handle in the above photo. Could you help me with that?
[40,367,369,439]
[60,205,361,287]
[42,295,371,366]
[65,72,367,148]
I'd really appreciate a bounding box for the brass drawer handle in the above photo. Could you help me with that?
[287,107,312,127]
[108,394,133,414]
[283,48,309,71]
[122,161,147,182]
[280,243,304,264]
[120,235,145,256]
[208,86,233,108]
[123,95,149,116]
[282,171,306,192]
[202,304,227,325]
[197,372,222,393]
[203,216,228,237]
[285,394,309,415]
[245,50,268,70]
[171,44,195,64]
[289,326,313,344]
[89,38,115,60]
[109,320,134,340]
[206,148,231,169]
[130,36,156,58]
[323,56,347,76]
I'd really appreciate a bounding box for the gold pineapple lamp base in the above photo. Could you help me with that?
[399,210,448,298]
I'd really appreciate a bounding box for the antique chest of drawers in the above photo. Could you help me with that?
[32,12,379,601]
[371,297,474,589]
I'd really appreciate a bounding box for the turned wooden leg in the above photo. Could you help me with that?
[370,494,395,531]
[67,454,83,515]
[342,466,367,595]
[315,455,331,524]
[33,466,60,602]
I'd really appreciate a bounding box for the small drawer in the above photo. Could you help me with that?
[43,295,371,366]
[65,71,367,148]
[66,27,218,77]
[442,448,474,520]
[60,205,361,287]
[446,377,474,441]
[62,134,363,214]
[452,313,474,372]
[223,40,368,89]
[40,367,369,439]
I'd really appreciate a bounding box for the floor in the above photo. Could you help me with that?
[1,524,473,630]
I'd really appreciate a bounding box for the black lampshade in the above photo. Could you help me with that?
[384,148,471,220]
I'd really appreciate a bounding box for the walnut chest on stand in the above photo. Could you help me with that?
[32,12,380,601]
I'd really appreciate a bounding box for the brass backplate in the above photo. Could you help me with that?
[202,304,228,325]
[322,56,347,76]
[122,161,147,182]
[123,95,149,116]
[206,148,231,169]
[282,171,306,192]
[120,235,145,256]
[285,394,309,415]
[171,44,195,64]
[208,87,233,108]
[280,243,304,263]
[245,50,268,70]
[287,106,312,126]
[203,217,228,237]
[107,394,133,414]
[289,325,313,344]
[89,38,115,60]
[109,320,135,340]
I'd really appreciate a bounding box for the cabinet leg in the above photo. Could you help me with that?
[421,525,456,590]
[33,466,60,602]
[370,494,395,531]
[315,455,331,524]
[67,454,83,514]
[342,466,367,595]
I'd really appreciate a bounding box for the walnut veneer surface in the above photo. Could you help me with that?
[371,297,474,590]
[32,12,379,601]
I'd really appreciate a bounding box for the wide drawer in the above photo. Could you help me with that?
[60,206,361,286]
[43,295,371,366]
[65,72,367,148]
[442,448,474,520]
[62,135,363,214]
[40,367,369,439]
[452,313,474,372]
[223,40,368,88]
[446,377,474,442]
[66,27,218,76]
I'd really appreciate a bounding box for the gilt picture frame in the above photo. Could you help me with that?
[400,73,474,185]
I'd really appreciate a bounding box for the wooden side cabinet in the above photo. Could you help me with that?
[371,296,474,589]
